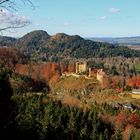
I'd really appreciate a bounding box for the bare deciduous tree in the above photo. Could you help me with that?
[0,0,34,31]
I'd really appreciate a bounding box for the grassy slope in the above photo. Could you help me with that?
[49,76,140,109]
[53,76,98,92]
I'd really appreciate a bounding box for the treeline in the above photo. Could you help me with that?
[14,62,76,82]
[13,96,114,140]
[14,59,140,91]
[0,47,139,78]
[0,68,114,140]
[0,36,16,47]
[0,67,140,140]
[87,57,140,76]
[102,76,140,93]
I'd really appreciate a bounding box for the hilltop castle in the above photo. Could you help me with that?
[75,62,106,83]
[76,62,87,73]
[88,68,106,83]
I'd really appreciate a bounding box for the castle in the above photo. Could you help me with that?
[88,68,106,83]
[76,62,87,73]
[75,62,105,83]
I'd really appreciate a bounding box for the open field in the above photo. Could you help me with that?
[135,64,140,72]
[128,45,140,50]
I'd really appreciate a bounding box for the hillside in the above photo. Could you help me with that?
[15,30,140,61]
[0,30,140,61]
[0,36,16,47]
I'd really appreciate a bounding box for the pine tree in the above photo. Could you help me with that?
[90,126,98,140]
[80,125,89,140]
[99,133,103,140]
[103,128,109,140]
[115,129,122,140]
[130,128,139,140]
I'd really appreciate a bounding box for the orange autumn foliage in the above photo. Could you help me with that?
[122,125,134,140]
[127,76,140,88]
[15,64,30,76]
[115,111,128,131]
[40,63,52,81]
[15,62,61,83]
[49,71,61,86]
[59,62,68,73]
[67,63,76,73]
[128,113,140,128]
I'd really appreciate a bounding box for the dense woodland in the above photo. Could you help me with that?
[16,31,140,61]
[0,30,140,61]
[0,46,140,92]
[0,68,140,140]
[0,31,140,140]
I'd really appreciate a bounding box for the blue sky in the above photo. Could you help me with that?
[2,0,140,37]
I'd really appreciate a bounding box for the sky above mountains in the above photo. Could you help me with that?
[1,0,140,37]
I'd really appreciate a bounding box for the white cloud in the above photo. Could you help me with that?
[109,8,120,13]
[0,9,30,28]
[99,16,107,20]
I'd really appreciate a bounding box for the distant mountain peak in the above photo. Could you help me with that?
[55,33,69,37]
[22,30,50,38]
[51,33,69,40]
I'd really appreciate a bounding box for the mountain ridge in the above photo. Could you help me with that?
[0,36,17,47]
[0,30,140,61]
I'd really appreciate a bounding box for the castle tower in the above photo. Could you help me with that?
[89,68,91,77]
[76,62,79,73]
[97,69,105,83]
[76,62,87,73]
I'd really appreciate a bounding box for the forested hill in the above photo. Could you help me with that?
[0,36,16,47]
[1,30,140,61]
